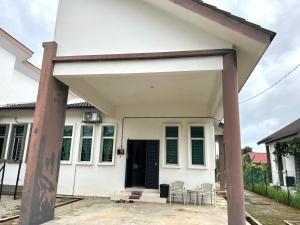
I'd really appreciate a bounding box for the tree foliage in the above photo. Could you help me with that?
[274,138,300,157]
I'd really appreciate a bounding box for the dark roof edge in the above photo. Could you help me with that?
[257,132,299,145]
[170,0,276,43]
[257,118,300,144]
[0,102,96,111]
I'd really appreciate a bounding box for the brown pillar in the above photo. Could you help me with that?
[222,52,246,225]
[217,135,226,191]
[19,42,68,225]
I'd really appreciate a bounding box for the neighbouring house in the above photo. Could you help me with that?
[258,118,300,187]
[2,1,276,225]
[0,28,40,105]
[0,28,78,105]
[249,152,268,165]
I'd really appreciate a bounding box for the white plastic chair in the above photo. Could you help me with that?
[197,183,216,206]
[169,181,186,204]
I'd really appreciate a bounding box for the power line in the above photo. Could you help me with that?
[239,63,300,104]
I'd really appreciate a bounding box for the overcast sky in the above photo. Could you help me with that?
[0,0,299,152]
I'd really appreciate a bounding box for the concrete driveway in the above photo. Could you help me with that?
[43,196,229,225]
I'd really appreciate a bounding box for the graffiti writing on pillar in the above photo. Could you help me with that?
[38,152,56,219]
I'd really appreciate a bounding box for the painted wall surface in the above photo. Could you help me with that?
[268,143,297,187]
[0,108,216,197]
[0,47,18,105]
[54,0,231,56]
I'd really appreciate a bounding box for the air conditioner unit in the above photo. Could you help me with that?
[83,112,102,123]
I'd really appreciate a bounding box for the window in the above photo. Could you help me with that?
[0,125,9,161]
[100,125,116,163]
[165,126,179,165]
[8,124,27,162]
[79,126,93,162]
[190,126,205,166]
[61,126,73,161]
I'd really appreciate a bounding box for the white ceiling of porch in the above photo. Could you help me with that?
[59,70,222,115]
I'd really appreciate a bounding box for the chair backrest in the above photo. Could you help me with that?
[171,181,184,190]
[201,183,213,191]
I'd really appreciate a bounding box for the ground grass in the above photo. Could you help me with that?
[245,190,300,225]
[246,183,300,210]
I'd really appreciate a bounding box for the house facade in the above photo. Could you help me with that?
[5,1,275,225]
[0,103,216,197]
[258,118,300,187]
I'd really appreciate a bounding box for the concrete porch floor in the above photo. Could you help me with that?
[42,196,229,225]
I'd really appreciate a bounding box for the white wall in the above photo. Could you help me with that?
[268,143,297,187]
[0,108,216,197]
[0,47,17,105]
[54,0,231,56]
[269,144,279,185]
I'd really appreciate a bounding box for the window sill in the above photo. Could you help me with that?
[188,165,208,170]
[97,162,115,166]
[61,161,72,165]
[6,160,22,164]
[162,164,181,169]
[76,162,93,166]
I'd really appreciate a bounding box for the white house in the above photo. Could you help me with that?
[0,28,79,106]
[258,118,300,187]
[0,28,40,105]
[1,1,276,225]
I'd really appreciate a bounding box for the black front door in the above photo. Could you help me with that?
[125,140,159,189]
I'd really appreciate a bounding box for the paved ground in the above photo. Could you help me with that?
[0,195,21,219]
[43,196,228,225]
[0,195,78,224]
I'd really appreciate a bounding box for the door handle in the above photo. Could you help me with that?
[155,163,158,166]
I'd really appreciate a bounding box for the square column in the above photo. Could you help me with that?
[222,52,246,225]
[19,42,69,225]
[216,135,226,191]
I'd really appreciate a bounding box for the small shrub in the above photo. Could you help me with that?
[267,186,289,205]
[290,192,300,210]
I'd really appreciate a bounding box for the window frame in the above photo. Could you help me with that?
[0,124,10,162]
[7,124,28,163]
[24,123,33,163]
[162,124,181,169]
[61,124,75,164]
[77,124,95,165]
[98,124,117,166]
[188,124,208,169]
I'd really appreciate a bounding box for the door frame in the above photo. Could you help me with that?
[125,139,160,189]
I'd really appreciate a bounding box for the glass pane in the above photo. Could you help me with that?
[166,127,178,138]
[15,126,24,136]
[82,126,93,137]
[192,140,204,165]
[12,137,23,161]
[0,126,6,136]
[191,127,204,138]
[61,138,71,161]
[81,138,92,161]
[166,139,178,164]
[102,138,113,162]
[103,126,114,137]
[0,138,4,158]
[64,126,73,137]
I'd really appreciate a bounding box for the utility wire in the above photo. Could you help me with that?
[239,63,300,104]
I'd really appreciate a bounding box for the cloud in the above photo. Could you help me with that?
[0,0,59,66]
[205,0,300,151]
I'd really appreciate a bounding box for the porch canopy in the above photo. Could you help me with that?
[51,0,275,120]
[19,1,275,225]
